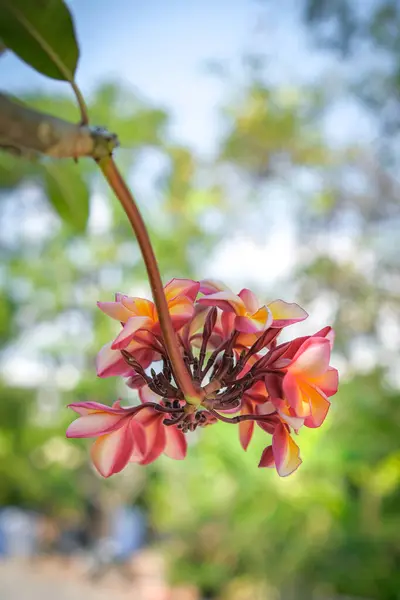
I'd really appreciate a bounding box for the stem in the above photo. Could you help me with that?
[208,407,277,424]
[70,81,90,126]
[132,403,183,415]
[98,157,201,405]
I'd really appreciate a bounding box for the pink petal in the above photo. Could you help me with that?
[313,367,339,397]
[164,278,200,302]
[238,288,259,314]
[245,381,269,404]
[140,419,166,465]
[264,373,283,402]
[239,398,255,451]
[97,301,132,322]
[198,291,246,315]
[134,408,166,465]
[90,421,134,477]
[199,279,230,295]
[186,304,210,340]
[138,384,161,404]
[130,419,147,459]
[235,306,272,334]
[257,413,282,435]
[164,426,187,460]
[258,445,275,468]
[268,300,308,328]
[314,326,335,349]
[283,372,311,418]
[272,423,302,477]
[67,401,121,416]
[278,410,305,431]
[303,385,331,428]
[96,342,132,378]
[66,413,124,438]
[271,399,305,431]
[289,337,331,378]
[221,311,236,339]
[131,348,159,370]
[111,316,153,350]
[122,296,155,319]
[125,373,146,389]
[269,337,309,365]
[166,295,195,331]
[255,400,276,415]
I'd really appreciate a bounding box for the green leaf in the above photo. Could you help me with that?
[0,0,79,81]
[43,161,89,233]
[0,38,7,57]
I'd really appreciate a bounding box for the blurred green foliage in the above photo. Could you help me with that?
[302,0,400,135]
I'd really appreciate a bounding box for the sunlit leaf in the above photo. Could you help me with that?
[43,160,89,233]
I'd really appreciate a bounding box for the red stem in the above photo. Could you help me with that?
[208,407,277,424]
[98,157,201,404]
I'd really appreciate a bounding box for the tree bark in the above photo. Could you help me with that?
[0,93,118,160]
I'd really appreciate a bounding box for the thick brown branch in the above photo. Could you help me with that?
[0,93,118,159]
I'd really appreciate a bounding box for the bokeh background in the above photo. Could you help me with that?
[1,1,400,599]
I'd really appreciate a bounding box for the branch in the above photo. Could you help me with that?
[0,93,118,159]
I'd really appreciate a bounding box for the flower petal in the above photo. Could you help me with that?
[166,295,195,331]
[67,401,123,416]
[138,384,161,404]
[258,445,275,468]
[235,305,272,334]
[238,288,259,314]
[97,301,132,322]
[164,426,187,460]
[164,278,200,302]
[125,373,146,389]
[268,300,308,328]
[66,413,124,438]
[265,373,283,402]
[271,399,305,431]
[303,385,331,428]
[96,342,132,378]
[289,337,331,378]
[90,421,134,477]
[272,423,302,477]
[239,398,255,451]
[314,326,335,349]
[111,316,153,350]
[236,332,259,348]
[313,367,339,397]
[283,372,311,417]
[198,291,246,315]
[186,304,210,341]
[121,296,155,319]
[245,381,269,404]
[130,419,147,459]
[255,400,276,415]
[257,413,282,435]
[199,279,231,295]
[221,311,236,339]
[135,409,166,465]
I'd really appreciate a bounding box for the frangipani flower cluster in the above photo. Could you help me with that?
[67,278,338,478]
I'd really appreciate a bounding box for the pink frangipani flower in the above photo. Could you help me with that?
[67,277,339,478]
